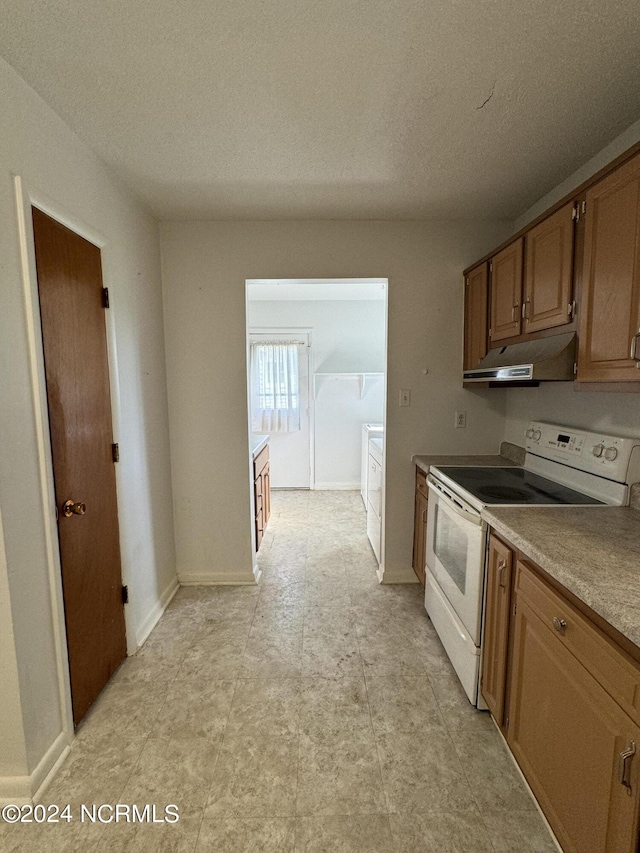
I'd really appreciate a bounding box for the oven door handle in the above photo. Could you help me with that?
[427,474,484,527]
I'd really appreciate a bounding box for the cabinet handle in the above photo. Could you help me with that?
[619,741,636,795]
[511,303,519,322]
[552,617,567,633]
[422,508,427,524]
[497,558,507,588]
[630,332,640,362]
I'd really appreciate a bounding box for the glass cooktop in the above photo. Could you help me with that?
[436,467,603,506]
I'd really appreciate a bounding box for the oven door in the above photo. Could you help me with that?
[426,476,486,644]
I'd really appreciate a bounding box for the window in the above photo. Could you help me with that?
[250,342,300,433]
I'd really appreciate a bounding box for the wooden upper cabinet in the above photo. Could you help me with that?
[463,262,488,370]
[490,238,523,342]
[480,535,513,726]
[524,202,575,334]
[578,151,640,381]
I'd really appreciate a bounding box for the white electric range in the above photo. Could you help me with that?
[424,421,640,706]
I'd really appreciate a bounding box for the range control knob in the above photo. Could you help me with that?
[592,444,605,458]
[526,428,535,439]
[532,429,542,442]
[604,446,618,461]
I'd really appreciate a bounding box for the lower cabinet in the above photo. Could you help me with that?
[254,444,270,550]
[412,468,428,586]
[480,534,513,726]
[481,538,640,853]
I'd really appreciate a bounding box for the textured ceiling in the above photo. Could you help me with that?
[2,0,640,220]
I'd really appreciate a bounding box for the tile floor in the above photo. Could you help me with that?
[1,491,558,852]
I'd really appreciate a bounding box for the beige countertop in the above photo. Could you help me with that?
[412,454,516,475]
[250,434,269,459]
[483,505,640,649]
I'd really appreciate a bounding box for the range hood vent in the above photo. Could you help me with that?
[463,332,576,383]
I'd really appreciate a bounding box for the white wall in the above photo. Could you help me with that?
[248,299,386,488]
[161,220,512,584]
[504,118,640,445]
[0,59,176,795]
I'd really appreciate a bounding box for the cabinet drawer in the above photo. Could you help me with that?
[254,444,269,477]
[416,468,428,499]
[515,560,640,726]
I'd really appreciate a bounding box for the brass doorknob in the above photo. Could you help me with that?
[63,500,86,517]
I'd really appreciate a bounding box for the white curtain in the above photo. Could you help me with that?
[251,342,301,433]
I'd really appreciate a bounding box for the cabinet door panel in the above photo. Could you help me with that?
[508,591,640,853]
[490,238,523,342]
[524,203,575,333]
[412,488,428,587]
[480,535,512,724]
[578,152,640,381]
[464,263,489,370]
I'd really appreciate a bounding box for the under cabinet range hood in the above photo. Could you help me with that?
[463,332,576,383]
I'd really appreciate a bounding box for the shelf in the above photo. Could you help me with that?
[313,372,384,399]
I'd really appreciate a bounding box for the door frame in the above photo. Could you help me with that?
[13,176,134,749]
[248,327,315,491]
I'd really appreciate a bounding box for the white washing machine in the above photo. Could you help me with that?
[361,423,383,510]
[366,437,383,564]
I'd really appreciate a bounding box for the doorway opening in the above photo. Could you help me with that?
[245,278,388,582]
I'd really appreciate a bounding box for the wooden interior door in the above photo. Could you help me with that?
[463,262,488,370]
[524,202,575,333]
[577,151,640,381]
[480,534,513,725]
[32,208,127,726]
[490,238,523,342]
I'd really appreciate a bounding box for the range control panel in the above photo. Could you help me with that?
[525,421,640,483]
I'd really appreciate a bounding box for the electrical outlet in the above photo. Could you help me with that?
[455,411,467,429]
[399,389,411,407]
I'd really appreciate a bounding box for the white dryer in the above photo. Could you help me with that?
[361,423,383,510]
[366,437,383,564]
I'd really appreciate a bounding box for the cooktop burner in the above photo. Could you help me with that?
[436,466,603,506]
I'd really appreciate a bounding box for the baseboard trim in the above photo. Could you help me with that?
[313,483,360,491]
[178,571,257,586]
[135,575,180,648]
[0,730,71,805]
[378,567,420,584]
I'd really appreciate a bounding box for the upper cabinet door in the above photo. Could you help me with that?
[578,152,640,381]
[524,203,575,334]
[464,262,488,370]
[490,238,523,342]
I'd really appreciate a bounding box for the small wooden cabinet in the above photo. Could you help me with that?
[480,534,513,725]
[508,561,640,853]
[524,202,575,334]
[411,468,428,587]
[481,535,640,853]
[253,443,270,550]
[490,238,524,342]
[578,150,640,382]
[464,262,489,370]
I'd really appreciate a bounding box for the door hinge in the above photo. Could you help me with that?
[489,262,493,273]
[572,202,579,223]
[121,585,129,604]
[505,716,510,730]
[488,328,492,338]
[581,200,586,216]
[101,287,110,309]
[568,300,576,319]
[573,362,578,376]
[513,603,517,616]
[112,443,120,463]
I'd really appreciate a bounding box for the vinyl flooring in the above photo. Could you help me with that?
[0,490,558,852]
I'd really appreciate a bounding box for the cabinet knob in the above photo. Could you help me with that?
[552,617,567,633]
